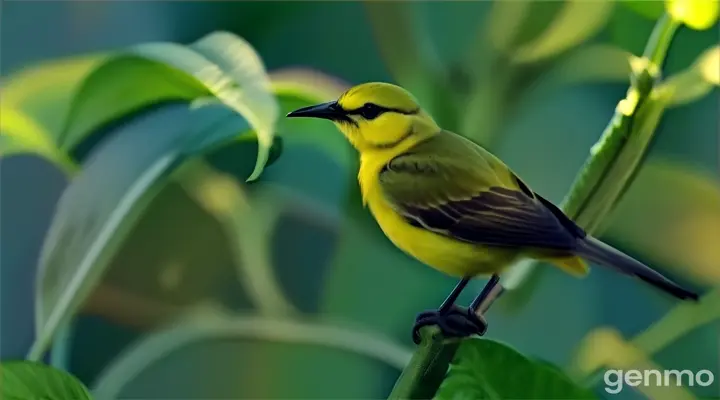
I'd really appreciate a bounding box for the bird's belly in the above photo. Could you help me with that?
[367,194,497,277]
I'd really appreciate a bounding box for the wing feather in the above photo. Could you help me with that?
[379,132,585,251]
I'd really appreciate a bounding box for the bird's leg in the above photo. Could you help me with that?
[469,274,502,312]
[440,278,470,312]
[412,277,488,344]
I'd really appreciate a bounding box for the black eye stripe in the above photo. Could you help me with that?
[344,103,419,116]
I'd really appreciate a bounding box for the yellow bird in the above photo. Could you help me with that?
[287,82,699,343]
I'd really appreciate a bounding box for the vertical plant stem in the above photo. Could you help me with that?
[502,13,680,297]
[387,13,682,399]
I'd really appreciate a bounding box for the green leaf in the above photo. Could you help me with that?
[572,289,720,399]
[660,45,720,106]
[1,31,278,182]
[0,360,92,400]
[531,44,633,91]
[27,103,261,361]
[186,31,279,181]
[485,0,533,54]
[363,1,443,114]
[61,31,278,181]
[604,161,720,286]
[1,54,109,144]
[435,338,597,399]
[270,68,348,104]
[511,0,615,64]
[0,106,76,174]
[619,0,666,20]
[56,55,207,153]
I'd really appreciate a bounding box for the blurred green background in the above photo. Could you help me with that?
[1,1,718,399]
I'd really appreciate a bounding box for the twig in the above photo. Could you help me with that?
[92,310,413,399]
[388,277,504,399]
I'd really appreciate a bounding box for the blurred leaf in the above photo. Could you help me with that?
[178,162,296,316]
[571,328,697,400]
[501,1,567,53]
[27,103,262,361]
[486,0,532,54]
[604,161,720,286]
[363,1,442,112]
[630,288,720,363]
[270,68,348,103]
[56,55,205,154]
[619,0,666,20]
[511,0,615,64]
[532,45,632,90]
[0,360,92,400]
[1,55,108,141]
[666,0,719,30]
[61,31,277,181]
[661,45,720,106]
[0,106,76,173]
[435,338,597,399]
[459,73,508,145]
[0,107,56,156]
[92,307,411,399]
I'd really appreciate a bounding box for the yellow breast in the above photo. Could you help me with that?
[358,156,500,278]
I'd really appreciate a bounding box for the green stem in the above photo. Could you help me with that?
[502,12,679,298]
[387,329,460,399]
[387,13,681,399]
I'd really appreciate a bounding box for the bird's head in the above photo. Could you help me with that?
[286,82,440,153]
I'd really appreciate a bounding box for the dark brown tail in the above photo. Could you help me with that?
[575,236,699,301]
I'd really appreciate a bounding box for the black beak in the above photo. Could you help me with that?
[286,101,345,121]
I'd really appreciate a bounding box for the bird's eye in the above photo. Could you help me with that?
[359,103,383,120]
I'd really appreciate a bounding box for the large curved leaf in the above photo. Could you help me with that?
[27,103,266,361]
[2,31,278,181]
[436,338,597,399]
[61,31,278,180]
[0,360,92,400]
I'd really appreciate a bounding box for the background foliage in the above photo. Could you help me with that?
[1,1,718,399]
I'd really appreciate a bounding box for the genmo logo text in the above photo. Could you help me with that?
[604,369,715,394]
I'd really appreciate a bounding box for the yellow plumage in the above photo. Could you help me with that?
[357,138,585,278]
[287,81,698,301]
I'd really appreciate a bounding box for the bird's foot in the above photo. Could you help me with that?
[412,305,487,345]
